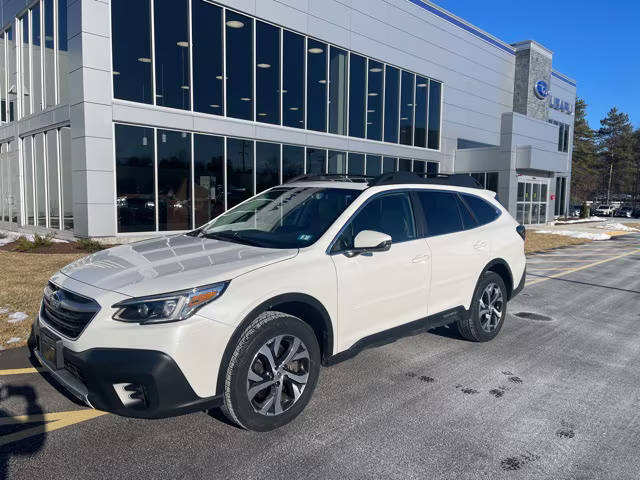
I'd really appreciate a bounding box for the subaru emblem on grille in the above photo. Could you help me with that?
[50,292,62,310]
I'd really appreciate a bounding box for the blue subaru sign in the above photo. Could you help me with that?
[534,80,549,99]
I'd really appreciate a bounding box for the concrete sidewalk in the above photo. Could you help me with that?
[529,217,640,239]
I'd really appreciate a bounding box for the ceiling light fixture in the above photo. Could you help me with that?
[240,97,251,101]
[226,20,245,28]
[257,63,271,69]
[308,47,323,54]
[177,41,189,48]
[112,71,120,75]
[289,107,299,111]
[368,92,379,96]
[137,57,152,63]
[417,83,427,87]
[369,67,382,73]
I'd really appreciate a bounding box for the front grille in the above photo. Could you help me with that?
[41,282,100,339]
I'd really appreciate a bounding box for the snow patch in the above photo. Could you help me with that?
[554,217,605,225]
[6,337,21,344]
[596,223,639,232]
[0,307,9,315]
[536,230,611,241]
[0,229,68,245]
[8,312,28,323]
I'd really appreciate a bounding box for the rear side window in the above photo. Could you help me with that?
[417,191,464,236]
[461,194,501,226]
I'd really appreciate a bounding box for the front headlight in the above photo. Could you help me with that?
[112,282,228,324]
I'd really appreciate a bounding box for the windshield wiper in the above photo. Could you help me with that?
[201,231,266,248]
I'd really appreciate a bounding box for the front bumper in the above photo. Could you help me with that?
[31,322,223,419]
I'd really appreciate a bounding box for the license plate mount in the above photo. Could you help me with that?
[39,328,64,370]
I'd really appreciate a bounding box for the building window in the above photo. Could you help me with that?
[20,15,30,116]
[427,161,439,175]
[154,0,190,110]
[414,77,428,148]
[157,129,191,231]
[413,159,426,173]
[255,21,281,125]
[46,130,59,229]
[226,137,254,208]
[282,30,304,128]
[399,158,411,171]
[549,120,570,153]
[22,136,34,225]
[399,71,415,145]
[469,171,499,197]
[383,66,399,143]
[428,81,442,149]
[348,53,366,138]
[194,133,224,227]
[192,0,223,115]
[256,142,280,193]
[115,124,156,232]
[60,127,72,230]
[34,133,46,226]
[328,150,346,174]
[366,155,382,176]
[0,31,6,123]
[31,6,43,113]
[306,148,326,175]
[58,0,68,104]
[306,39,327,132]
[225,11,253,121]
[282,144,304,181]
[328,47,347,135]
[348,153,364,175]
[111,0,152,104]
[383,156,397,173]
[366,60,383,141]
[44,0,56,108]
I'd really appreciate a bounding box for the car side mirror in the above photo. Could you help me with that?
[346,230,392,257]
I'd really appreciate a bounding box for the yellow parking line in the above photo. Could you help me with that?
[526,248,640,287]
[0,367,46,375]
[0,409,108,447]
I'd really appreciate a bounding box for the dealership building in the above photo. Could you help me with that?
[0,0,576,240]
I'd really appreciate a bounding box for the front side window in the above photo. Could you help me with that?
[199,187,360,249]
[333,192,416,252]
[418,191,463,237]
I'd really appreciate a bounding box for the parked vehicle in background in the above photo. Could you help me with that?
[614,206,634,218]
[594,205,615,216]
[568,205,582,217]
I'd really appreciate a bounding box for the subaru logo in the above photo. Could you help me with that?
[534,80,549,99]
[50,292,62,310]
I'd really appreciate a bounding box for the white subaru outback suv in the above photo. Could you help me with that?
[30,171,526,431]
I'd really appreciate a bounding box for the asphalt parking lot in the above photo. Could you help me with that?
[2,233,640,480]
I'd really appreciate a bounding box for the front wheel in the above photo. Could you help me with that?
[456,271,507,342]
[221,311,320,431]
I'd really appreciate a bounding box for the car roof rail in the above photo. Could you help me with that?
[284,174,374,184]
[367,171,484,189]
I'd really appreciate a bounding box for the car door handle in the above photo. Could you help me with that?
[474,241,488,250]
[411,253,430,263]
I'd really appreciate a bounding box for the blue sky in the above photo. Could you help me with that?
[430,0,639,130]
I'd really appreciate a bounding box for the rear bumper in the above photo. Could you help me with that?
[511,266,526,299]
[30,324,222,419]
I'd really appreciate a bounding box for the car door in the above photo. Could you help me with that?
[417,190,491,315]
[330,191,431,350]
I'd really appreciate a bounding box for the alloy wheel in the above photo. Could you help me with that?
[478,282,504,333]
[246,335,310,416]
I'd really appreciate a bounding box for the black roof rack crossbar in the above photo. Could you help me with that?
[285,174,375,184]
[368,171,483,189]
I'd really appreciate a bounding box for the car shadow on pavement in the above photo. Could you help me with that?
[427,324,465,340]
[0,385,46,480]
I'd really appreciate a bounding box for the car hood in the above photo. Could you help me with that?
[60,235,298,298]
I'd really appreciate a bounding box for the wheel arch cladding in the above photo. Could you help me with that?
[484,259,513,299]
[216,293,334,395]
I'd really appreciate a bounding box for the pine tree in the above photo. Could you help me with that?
[570,98,598,202]
[596,107,634,204]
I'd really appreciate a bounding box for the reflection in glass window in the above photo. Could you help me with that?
[328,151,346,174]
[366,155,382,176]
[307,39,327,132]
[366,60,383,141]
[60,127,73,230]
[23,137,34,225]
[399,158,411,171]
[282,144,304,181]
[227,138,254,208]
[414,77,428,147]
[115,124,156,232]
[21,16,30,116]
[157,129,191,231]
[58,0,68,104]
[413,160,426,173]
[428,81,441,149]
[306,148,326,175]
[348,153,364,175]
[34,133,46,226]
[46,131,59,228]
[7,27,15,121]
[256,22,281,125]
[329,47,347,135]
[111,0,152,104]
[0,32,6,122]
[192,0,223,115]
[384,66,399,143]
[348,54,366,138]
[226,11,253,120]
[427,162,438,175]
[282,31,304,128]
[256,142,280,192]
[29,7,42,113]
[194,134,224,227]
[44,0,55,107]
[399,71,415,145]
[383,156,397,173]
[154,0,190,110]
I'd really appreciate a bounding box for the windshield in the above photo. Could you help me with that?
[195,187,361,249]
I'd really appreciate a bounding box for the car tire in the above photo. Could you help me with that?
[456,271,508,342]
[221,311,321,431]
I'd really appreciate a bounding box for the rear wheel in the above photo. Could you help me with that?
[222,311,320,431]
[456,271,507,342]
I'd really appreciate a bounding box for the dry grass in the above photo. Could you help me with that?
[0,251,85,349]
[525,231,589,254]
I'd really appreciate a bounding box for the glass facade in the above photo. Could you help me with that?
[226,11,253,121]
[256,21,280,125]
[157,129,191,231]
[366,60,383,141]
[194,133,224,227]
[192,0,223,115]
[306,39,327,132]
[329,47,347,135]
[256,142,280,193]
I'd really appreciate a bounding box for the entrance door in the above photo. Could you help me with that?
[516,179,549,225]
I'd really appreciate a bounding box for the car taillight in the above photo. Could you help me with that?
[516,224,526,241]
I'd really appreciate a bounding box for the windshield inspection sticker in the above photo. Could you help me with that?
[298,234,312,241]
